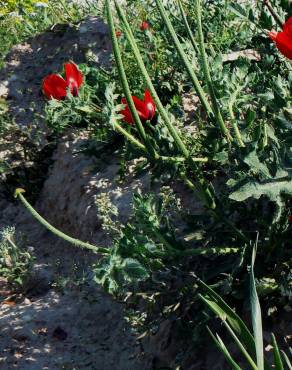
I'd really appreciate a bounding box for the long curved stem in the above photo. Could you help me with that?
[15,189,109,255]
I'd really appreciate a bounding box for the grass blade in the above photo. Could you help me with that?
[199,280,273,370]
[199,279,255,349]
[271,334,284,370]
[223,321,259,370]
[207,327,243,370]
[280,350,292,370]
[250,243,264,370]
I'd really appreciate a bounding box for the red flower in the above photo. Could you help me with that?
[116,30,123,38]
[121,89,156,125]
[43,62,84,100]
[288,215,292,222]
[269,17,292,59]
[140,21,150,31]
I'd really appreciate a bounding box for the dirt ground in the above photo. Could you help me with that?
[0,197,154,370]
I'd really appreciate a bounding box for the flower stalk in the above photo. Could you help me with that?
[114,0,190,158]
[106,0,158,159]
[194,0,231,141]
[228,84,246,147]
[264,0,284,28]
[155,0,213,116]
[14,189,109,255]
[113,0,217,210]
[177,0,200,55]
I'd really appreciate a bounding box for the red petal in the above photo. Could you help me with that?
[144,89,156,120]
[43,74,67,100]
[132,95,149,120]
[140,21,150,30]
[275,32,292,59]
[121,98,134,124]
[65,62,84,95]
[120,92,156,124]
[283,17,292,38]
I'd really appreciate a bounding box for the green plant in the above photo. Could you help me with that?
[14,0,292,364]
[0,226,35,290]
[200,245,292,370]
[0,0,100,68]
[44,64,112,133]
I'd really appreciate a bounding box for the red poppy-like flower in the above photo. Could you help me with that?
[121,89,156,125]
[288,215,292,222]
[269,17,292,59]
[43,62,84,100]
[140,21,150,31]
[116,30,123,38]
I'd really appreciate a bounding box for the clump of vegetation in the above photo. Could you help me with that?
[0,226,35,290]
[0,0,48,15]
[4,0,292,367]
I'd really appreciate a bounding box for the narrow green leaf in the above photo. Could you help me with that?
[271,334,284,370]
[199,280,255,349]
[250,243,264,370]
[223,321,259,370]
[207,327,243,370]
[280,350,292,370]
[199,280,273,370]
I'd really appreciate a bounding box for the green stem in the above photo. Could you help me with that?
[155,0,213,116]
[114,0,218,210]
[114,121,148,152]
[15,189,109,255]
[178,246,239,257]
[59,0,74,20]
[180,172,216,210]
[160,155,208,163]
[114,0,190,158]
[195,0,231,141]
[181,173,248,242]
[178,0,200,55]
[152,228,178,254]
[228,113,244,146]
[106,0,157,158]
[263,0,284,28]
[228,86,246,147]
